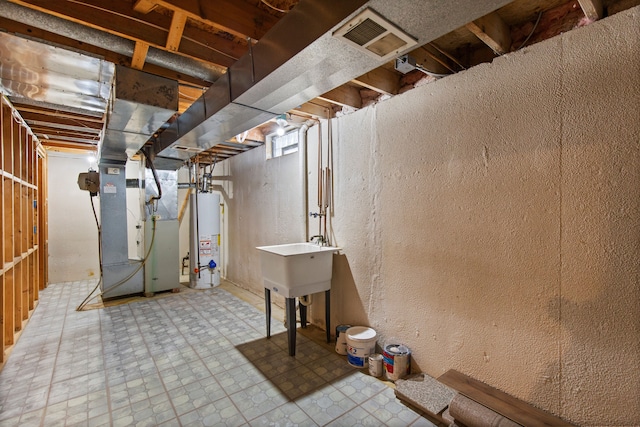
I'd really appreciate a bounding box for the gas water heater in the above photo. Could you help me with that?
[189,192,221,288]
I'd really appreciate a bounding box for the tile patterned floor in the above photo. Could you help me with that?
[0,281,435,426]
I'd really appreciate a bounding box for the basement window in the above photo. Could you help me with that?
[267,128,299,159]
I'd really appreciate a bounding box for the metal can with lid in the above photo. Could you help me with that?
[368,353,383,377]
[383,344,411,381]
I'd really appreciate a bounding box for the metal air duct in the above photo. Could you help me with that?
[153,0,513,164]
[0,0,222,83]
[99,65,178,163]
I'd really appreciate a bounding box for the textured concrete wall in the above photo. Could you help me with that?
[558,10,640,424]
[224,7,639,425]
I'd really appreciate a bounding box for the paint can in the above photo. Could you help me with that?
[335,324,351,355]
[368,353,383,377]
[383,344,411,381]
[346,326,377,368]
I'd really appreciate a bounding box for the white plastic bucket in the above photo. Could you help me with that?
[346,326,377,368]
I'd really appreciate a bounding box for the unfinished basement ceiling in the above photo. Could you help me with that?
[0,0,637,164]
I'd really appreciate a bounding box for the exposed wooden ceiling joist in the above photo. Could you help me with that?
[352,67,401,96]
[291,100,333,119]
[131,41,149,69]
[578,0,604,18]
[2,0,638,160]
[8,0,244,67]
[39,140,98,151]
[10,104,105,124]
[0,16,213,87]
[133,0,280,40]
[466,11,512,54]
[166,9,186,51]
[318,85,362,110]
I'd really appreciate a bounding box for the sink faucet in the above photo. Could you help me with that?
[310,235,325,245]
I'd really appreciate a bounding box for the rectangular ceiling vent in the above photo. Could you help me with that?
[333,8,418,62]
[172,145,204,153]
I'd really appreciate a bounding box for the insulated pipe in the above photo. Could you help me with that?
[194,160,201,278]
[298,123,310,242]
[317,122,323,213]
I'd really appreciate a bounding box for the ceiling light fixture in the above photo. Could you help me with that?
[275,114,288,136]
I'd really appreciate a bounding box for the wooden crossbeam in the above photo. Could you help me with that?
[131,41,149,69]
[133,0,157,14]
[166,10,186,52]
[466,11,512,55]
[11,105,104,124]
[292,101,332,119]
[8,0,241,67]
[134,0,278,40]
[0,15,216,87]
[352,67,400,96]
[578,0,603,20]
[317,85,362,109]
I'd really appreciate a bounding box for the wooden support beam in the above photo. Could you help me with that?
[131,0,278,40]
[352,67,400,96]
[19,113,103,130]
[230,128,265,144]
[291,101,332,119]
[12,106,104,124]
[317,85,362,109]
[8,0,240,68]
[466,11,512,55]
[578,0,603,20]
[133,0,157,14]
[178,189,191,223]
[40,141,98,151]
[131,41,149,70]
[166,10,187,52]
[408,47,451,75]
[0,15,216,87]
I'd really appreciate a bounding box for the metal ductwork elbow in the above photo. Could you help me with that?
[99,65,178,164]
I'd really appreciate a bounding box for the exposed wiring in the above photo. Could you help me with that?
[517,11,543,50]
[77,152,163,311]
[76,193,103,311]
[142,148,162,213]
[77,216,158,310]
[261,0,288,13]
[415,64,450,79]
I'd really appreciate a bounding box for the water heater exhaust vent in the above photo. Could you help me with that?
[333,8,417,62]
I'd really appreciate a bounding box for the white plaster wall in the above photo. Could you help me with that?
[219,144,305,305]
[369,33,564,411]
[223,7,640,425]
[559,11,640,424]
[47,151,100,282]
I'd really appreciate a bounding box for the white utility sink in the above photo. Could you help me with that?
[256,243,340,298]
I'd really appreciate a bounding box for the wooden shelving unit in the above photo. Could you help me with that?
[1,96,48,365]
